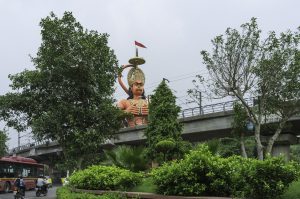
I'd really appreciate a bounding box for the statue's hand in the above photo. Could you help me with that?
[118,64,134,77]
[128,105,140,115]
[125,105,137,114]
[140,105,149,115]
[125,103,148,116]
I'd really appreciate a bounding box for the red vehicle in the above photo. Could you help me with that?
[0,156,44,192]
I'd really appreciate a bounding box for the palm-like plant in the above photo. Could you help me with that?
[102,145,149,172]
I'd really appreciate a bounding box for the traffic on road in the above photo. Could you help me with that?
[0,186,58,199]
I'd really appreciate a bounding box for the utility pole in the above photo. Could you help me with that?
[18,131,20,148]
[199,91,202,114]
[186,90,203,114]
[17,131,30,148]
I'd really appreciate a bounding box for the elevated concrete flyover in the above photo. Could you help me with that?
[9,98,300,159]
[114,111,235,145]
[10,140,62,161]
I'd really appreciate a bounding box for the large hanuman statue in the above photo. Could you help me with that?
[117,44,149,127]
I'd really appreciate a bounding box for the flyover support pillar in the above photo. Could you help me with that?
[262,133,297,161]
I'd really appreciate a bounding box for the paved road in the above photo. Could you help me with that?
[0,186,59,199]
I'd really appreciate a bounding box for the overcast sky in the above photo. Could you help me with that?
[1,0,299,148]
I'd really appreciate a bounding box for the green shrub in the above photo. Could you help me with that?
[155,139,176,153]
[151,144,299,198]
[280,179,300,199]
[151,145,240,196]
[244,158,300,199]
[152,158,204,196]
[69,165,143,191]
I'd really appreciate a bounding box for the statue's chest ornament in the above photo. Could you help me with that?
[129,99,147,115]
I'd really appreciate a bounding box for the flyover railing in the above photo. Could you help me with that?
[9,140,52,155]
[180,98,253,118]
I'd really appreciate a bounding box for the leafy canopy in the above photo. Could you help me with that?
[0,12,123,168]
[198,18,300,159]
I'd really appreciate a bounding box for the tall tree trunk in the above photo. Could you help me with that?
[265,119,287,155]
[254,124,264,160]
[240,131,248,158]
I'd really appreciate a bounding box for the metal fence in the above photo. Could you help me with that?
[9,140,51,155]
[180,98,253,118]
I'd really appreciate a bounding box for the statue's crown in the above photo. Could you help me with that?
[127,67,145,86]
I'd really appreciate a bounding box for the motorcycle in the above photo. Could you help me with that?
[13,187,25,199]
[35,184,48,197]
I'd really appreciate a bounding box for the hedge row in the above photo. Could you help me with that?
[69,165,143,191]
[67,146,299,199]
[151,145,300,199]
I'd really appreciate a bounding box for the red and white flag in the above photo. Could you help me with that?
[135,41,147,48]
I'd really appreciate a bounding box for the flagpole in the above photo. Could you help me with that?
[129,41,145,66]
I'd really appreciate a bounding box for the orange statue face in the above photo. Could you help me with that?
[131,80,144,97]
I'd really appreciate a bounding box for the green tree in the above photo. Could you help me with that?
[255,33,300,154]
[199,18,300,160]
[0,129,8,157]
[0,12,123,169]
[145,80,184,162]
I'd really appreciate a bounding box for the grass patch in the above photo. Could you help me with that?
[57,186,129,199]
[130,177,157,193]
[280,179,300,199]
